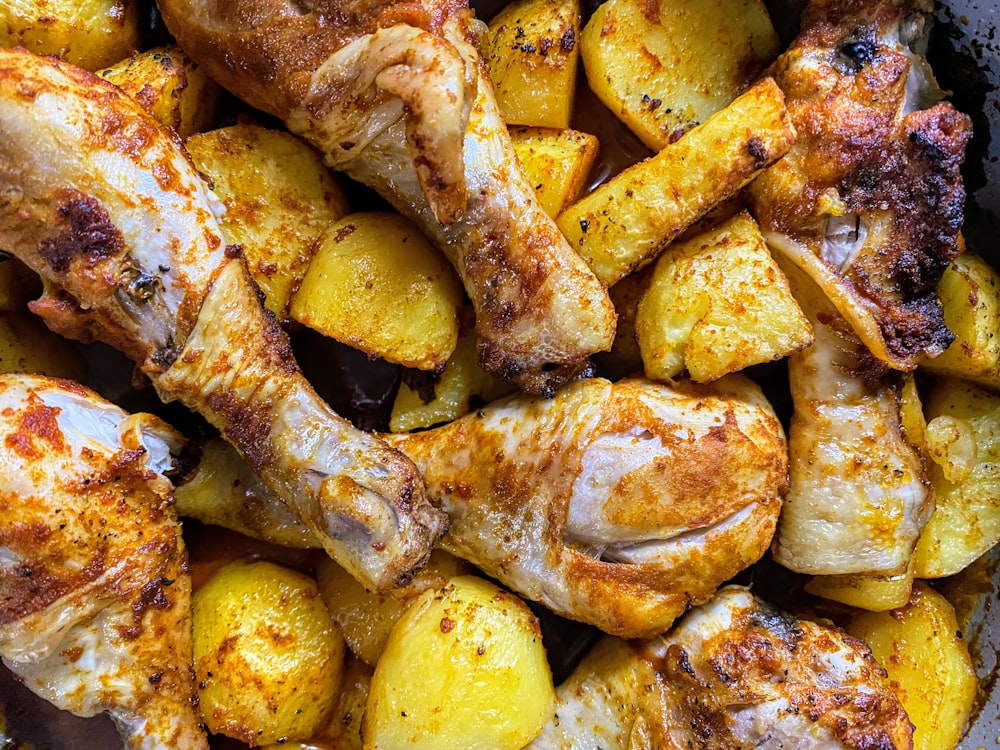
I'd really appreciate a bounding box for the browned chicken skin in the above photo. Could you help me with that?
[156,0,617,395]
[749,0,972,369]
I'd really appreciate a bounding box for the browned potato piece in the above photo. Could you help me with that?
[918,250,1000,389]
[912,377,1000,578]
[186,123,350,319]
[804,568,914,612]
[486,0,581,129]
[0,0,142,71]
[509,126,599,217]
[99,45,219,138]
[635,210,811,382]
[290,211,464,371]
[580,0,779,151]
[846,581,977,750]
[556,76,795,285]
[0,312,86,381]
[316,549,472,667]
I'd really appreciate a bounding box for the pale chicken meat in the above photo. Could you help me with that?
[154,0,617,396]
[0,374,208,749]
[530,586,913,750]
[773,260,931,576]
[748,0,972,369]
[0,48,446,593]
[173,375,788,638]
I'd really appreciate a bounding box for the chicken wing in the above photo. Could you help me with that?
[155,0,617,396]
[172,376,787,637]
[772,259,932,576]
[0,374,208,749]
[748,0,972,369]
[530,586,913,750]
[0,48,446,592]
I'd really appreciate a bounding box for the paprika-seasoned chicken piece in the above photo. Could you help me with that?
[176,375,788,638]
[0,375,208,750]
[530,586,913,750]
[748,0,972,369]
[772,262,932,576]
[0,48,446,592]
[155,0,617,395]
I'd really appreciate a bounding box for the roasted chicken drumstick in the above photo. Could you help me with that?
[748,0,972,369]
[155,0,617,395]
[0,48,447,592]
[0,375,208,749]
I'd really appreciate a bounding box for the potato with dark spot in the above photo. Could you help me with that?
[192,560,346,747]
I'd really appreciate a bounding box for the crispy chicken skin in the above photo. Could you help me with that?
[748,0,972,369]
[0,375,208,749]
[530,586,913,750]
[772,262,931,576]
[155,0,617,395]
[0,48,446,592]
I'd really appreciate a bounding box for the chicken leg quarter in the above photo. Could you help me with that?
[0,48,447,592]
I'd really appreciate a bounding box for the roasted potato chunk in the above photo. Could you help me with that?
[99,45,219,138]
[186,123,351,320]
[804,568,914,612]
[192,560,346,746]
[509,126,599,217]
[635,210,811,382]
[912,377,1000,578]
[580,0,780,151]
[918,250,1000,389]
[557,76,795,285]
[486,0,581,129]
[290,211,464,371]
[0,0,142,71]
[364,575,556,750]
[847,581,977,750]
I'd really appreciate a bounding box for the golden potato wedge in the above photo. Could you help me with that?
[846,581,977,750]
[918,250,1000,389]
[635,210,811,382]
[389,314,518,432]
[912,377,1000,578]
[99,45,219,138]
[804,568,913,612]
[364,575,555,750]
[192,559,346,746]
[580,0,780,151]
[509,126,599,217]
[186,123,350,319]
[0,257,42,313]
[0,0,142,71]
[0,312,86,381]
[316,549,472,667]
[486,0,581,129]
[290,211,464,371]
[557,76,795,285]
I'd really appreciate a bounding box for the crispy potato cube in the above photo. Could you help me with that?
[364,575,556,750]
[389,317,518,432]
[0,312,86,381]
[846,581,977,750]
[804,568,913,612]
[192,560,347,746]
[557,76,795,285]
[0,0,142,71]
[186,123,350,319]
[580,0,779,151]
[912,377,1000,578]
[486,0,580,129]
[635,210,811,382]
[918,251,1000,388]
[0,258,42,313]
[98,45,219,138]
[509,126,599,217]
[316,550,472,667]
[291,212,464,371]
